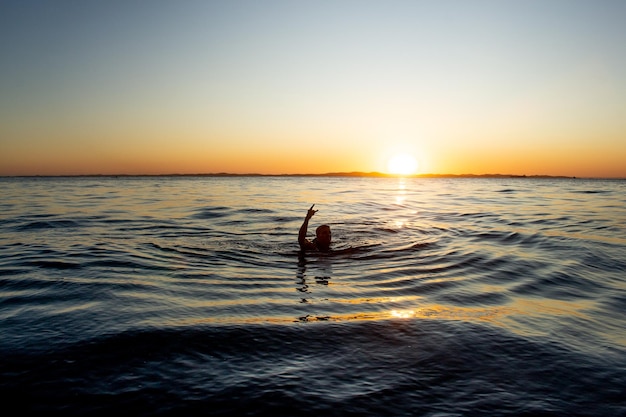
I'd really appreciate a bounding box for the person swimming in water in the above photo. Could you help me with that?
[298,204,331,252]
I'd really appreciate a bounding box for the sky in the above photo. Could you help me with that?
[1,0,625,177]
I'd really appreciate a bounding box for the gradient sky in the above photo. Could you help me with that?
[1,0,625,177]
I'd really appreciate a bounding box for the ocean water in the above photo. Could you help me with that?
[0,176,624,416]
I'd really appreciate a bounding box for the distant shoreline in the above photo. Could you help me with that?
[3,172,619,179]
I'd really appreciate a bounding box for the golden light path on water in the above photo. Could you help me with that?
[163,175,602,343]
[169,300,590,333]
[159,276,601,348]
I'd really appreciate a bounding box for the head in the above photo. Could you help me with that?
[315,224,332,247]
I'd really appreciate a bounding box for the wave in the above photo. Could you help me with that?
[1,321,623,416]
[14,219,83,231]
[1,176,625,416]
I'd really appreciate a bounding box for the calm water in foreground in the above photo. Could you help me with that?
[1,176,625,416]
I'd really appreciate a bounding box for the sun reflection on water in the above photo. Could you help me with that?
[394,178,407,205]
[390,309,415,318]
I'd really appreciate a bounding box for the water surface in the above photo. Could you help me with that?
[1,176,624,415]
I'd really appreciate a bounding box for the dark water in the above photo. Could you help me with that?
[1,176,625,416]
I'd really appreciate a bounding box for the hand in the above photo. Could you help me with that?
[306,204,318,219]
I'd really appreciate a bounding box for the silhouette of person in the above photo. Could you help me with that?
[298,204,331,252]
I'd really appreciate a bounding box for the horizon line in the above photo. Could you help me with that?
[1,171,622,179]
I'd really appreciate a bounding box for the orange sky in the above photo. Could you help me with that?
[1,2,625,178]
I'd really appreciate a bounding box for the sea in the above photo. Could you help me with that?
[0,176,624,416]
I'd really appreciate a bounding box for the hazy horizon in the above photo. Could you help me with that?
[2,170,621,180]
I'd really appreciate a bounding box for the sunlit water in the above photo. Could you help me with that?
[1,176,624,416]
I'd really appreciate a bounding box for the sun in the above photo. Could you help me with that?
[386,153,418,175]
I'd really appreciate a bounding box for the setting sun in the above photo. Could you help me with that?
[387,153,418,176]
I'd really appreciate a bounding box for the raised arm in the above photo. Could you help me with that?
[298,204,317,250]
